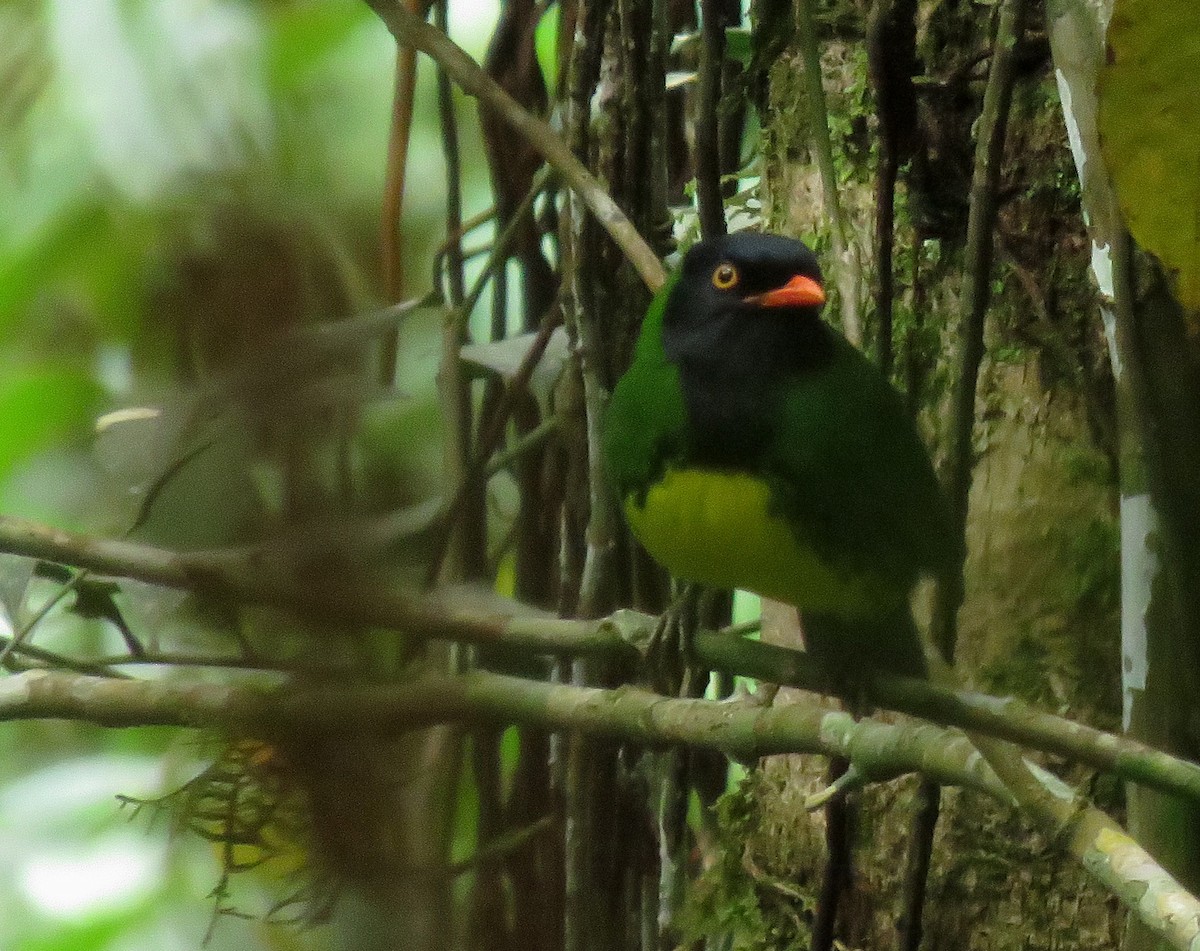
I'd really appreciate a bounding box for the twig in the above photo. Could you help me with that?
[0,568,84,668]
[897,779,939,951]
[379,0,424,385]
[430,0,479,583]
[432,207,496,293]
[426,289,563,582]
[967,723,1200,951]
[485,413,561,477]
[360,0,667,292]
[0,630,125,678]
[436,0,467,311]
[866,0,918,375]
[811,757,852,951]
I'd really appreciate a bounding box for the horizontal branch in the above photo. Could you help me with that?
[0,667,1004,801]
[696,632,1200,805]
[2,515,1200,806]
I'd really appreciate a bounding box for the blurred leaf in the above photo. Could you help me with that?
[533,4,559,99]
[1098,0,1200,308]
[17,900,152,951]
[266,0,369,88]
[0,1,50,141]
[126,425,261,550]
[724,27,752,62]
[47,0,269,202]
[460,326,569,412]
[0,555,36,630]
[0,366,103,486]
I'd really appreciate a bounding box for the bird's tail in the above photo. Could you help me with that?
[800,602,929,694]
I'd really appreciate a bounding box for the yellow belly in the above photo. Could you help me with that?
[625,468,884,617]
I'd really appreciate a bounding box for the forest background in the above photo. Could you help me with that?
[1,0,1198,950]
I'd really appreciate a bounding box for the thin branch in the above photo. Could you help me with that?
[426,286,563,582]
[436,0,467,312]
[379,0,424,385]
[0,568,84,668]
[430,0,479,582]
[932,0,1026,659]
[485,413,561,476]
[695,0,727,238]
[360,0,667,292]
[966,724,1200,951]
[0,630,124,678]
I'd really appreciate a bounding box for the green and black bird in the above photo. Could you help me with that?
[603,232,956,686]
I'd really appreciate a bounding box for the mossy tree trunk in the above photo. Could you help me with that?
[737,0,1128,947]
[1049,4,1200,950]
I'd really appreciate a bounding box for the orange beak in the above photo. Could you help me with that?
[747,274,826,309]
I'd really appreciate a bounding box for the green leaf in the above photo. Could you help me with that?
[266,0,371,89]
[534,3,559,99]
[1098,0,1200,308]
[0,366,103,485]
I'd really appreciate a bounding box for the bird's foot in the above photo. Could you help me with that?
[648,585,701,695]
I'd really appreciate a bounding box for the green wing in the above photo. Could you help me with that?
[765,335,957,602]
[602,277,689,502]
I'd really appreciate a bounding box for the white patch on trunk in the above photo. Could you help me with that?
[1120,493,1156,730]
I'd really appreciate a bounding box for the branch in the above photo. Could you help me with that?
[360,0,667,293]
[968,725,1200,951]
[7,654,1200,946]
[2,514,1200,804]
[378,0,423,385]
[0,667,1003,796]
[696,631,1200,806]
[9,660,1200,948]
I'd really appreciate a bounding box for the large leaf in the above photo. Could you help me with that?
[460,326,570,413]
[1098,0,1200,308]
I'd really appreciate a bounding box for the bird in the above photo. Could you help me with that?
[602,232,956,692]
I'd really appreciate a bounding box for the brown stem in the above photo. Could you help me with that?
[379,0,424,385]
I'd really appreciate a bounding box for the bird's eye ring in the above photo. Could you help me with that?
[712,262,739,290]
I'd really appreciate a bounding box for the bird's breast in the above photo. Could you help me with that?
[624,467,888,617]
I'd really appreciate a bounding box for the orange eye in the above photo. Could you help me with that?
[712,262,739,290]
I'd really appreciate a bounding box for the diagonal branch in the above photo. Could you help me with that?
[360,0,667,292]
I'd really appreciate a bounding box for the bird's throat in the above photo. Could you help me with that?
[676,360,778,468]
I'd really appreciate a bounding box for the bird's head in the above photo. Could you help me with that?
[662,233,830,371]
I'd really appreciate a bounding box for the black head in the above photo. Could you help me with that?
[660,233,834,468]
[662,232,830,372]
